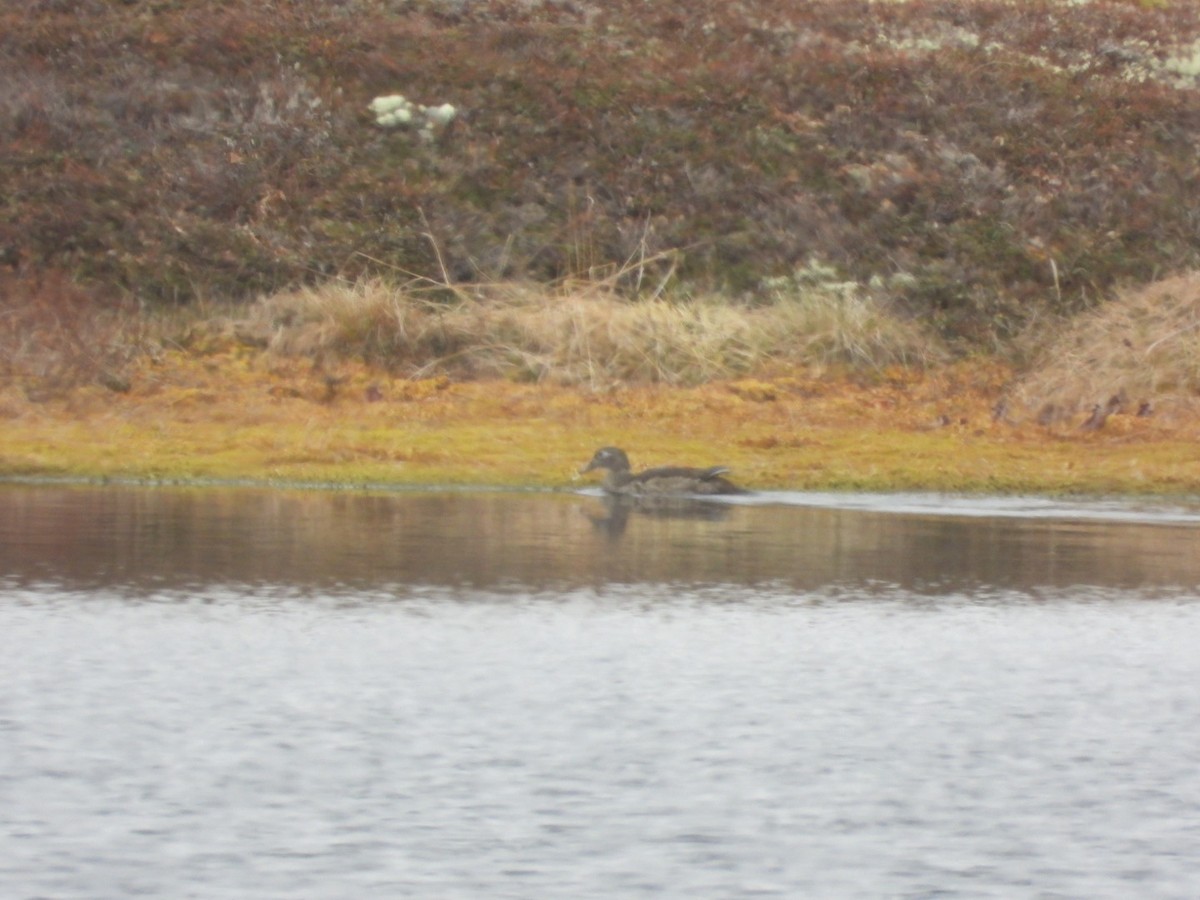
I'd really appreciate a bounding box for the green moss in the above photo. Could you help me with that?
[3,350,1199,496]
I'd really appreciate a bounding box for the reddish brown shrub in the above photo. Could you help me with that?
[0,272,139,394]
[3,0,1200,344]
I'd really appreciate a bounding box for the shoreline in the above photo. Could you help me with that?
[4,349,1200,497]
[3,476,1198,509]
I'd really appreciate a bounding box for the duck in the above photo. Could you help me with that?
[579,447,748,496]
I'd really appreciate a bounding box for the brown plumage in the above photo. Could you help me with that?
[579,447,748,496]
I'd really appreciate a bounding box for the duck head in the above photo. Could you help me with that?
[580,446,632,475]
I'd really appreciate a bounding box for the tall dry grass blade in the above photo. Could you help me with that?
[1012,272,1200,418]
[231,265,944,387]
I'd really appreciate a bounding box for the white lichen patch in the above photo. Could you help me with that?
[1161,39,1200,86]
[368,94,458,131]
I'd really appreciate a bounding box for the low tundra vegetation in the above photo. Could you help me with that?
[4,0,1200,341]
[227,259,942,386]
[1012,271,1200,421]
[4,0,1200,444]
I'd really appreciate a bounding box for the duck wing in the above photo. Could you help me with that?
[632,465,725,482]
[627,465,746,495]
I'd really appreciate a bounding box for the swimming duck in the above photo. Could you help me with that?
[579,447,748,496]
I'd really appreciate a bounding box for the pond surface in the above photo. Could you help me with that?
[3,484,1200,898]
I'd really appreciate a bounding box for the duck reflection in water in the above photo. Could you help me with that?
[584,493,736,538]
[577,447,748,538]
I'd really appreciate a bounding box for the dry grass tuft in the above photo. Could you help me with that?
[1013,272,1200,419]
[229,268,944,386]
[0,272,147,397]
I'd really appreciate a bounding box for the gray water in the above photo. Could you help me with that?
[2,485,1200,898]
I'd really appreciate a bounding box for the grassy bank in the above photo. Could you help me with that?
[4,1,1200,493]
[3,271,1200,495]
[3,352,1197,495]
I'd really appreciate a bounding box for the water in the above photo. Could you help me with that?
[3,485,1200,898]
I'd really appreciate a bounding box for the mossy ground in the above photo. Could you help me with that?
[4,346,1198,495]
[6,2,1200,495]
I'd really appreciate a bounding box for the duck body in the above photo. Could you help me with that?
[580,447,748,496]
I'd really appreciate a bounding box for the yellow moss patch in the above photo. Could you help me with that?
[3,348,1200,495]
